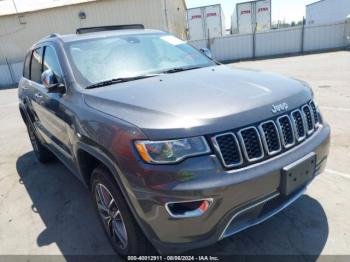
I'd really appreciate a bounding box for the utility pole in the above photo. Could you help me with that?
[11,0,22,24]
[12,0,18,13]
[301,16,306,54]
[163,0,169,32]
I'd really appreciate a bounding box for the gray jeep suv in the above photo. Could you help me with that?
[18,27,330,256]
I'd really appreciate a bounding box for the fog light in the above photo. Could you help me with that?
[165,199,213,218]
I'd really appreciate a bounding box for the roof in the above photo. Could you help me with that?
[37,29,165,45]
[0,0,96,17]
[186,3,221,11]
[306,0,326,7]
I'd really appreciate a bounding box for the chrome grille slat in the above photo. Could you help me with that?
[291,110,307,142]
[277,115,295,148]
[211,133,243,168]
[212,100,320,169]
[302,105,315,135]
[309,101,320,128]
[238,127,264,162]
[258,121,281,155]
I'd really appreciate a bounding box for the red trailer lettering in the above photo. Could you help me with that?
[241,10,251,15]
[258,7,269,12]
[207,12,217,17]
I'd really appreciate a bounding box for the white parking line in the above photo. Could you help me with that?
[320,106,350,112]
[326,169,350,179]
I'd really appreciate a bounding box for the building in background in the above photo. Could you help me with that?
[231,0,271,34]
[306,0,350,25]
[0,0,187,87]
[187,4,226,41]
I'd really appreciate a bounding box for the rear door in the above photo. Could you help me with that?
[188,8,205,40]
[19,51,36,123]
[25,47,46,133]
[204,5,223,38]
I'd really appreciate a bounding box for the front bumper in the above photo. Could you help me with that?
[120,123,330,254]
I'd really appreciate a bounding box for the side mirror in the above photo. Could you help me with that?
[200,48,213,59]
[41,69,65,94]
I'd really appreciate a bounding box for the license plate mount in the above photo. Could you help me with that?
[280,153,316,196]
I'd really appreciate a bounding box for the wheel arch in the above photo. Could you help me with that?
[76,144,118,189]
[74,143,155,248]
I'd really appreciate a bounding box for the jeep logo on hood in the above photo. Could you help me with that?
[272,103,289,114]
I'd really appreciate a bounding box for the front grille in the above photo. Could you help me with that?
[277,116,295,148]
[212,100,320,169]
[291,110,306,141]
[212,133,242,167]
[302,105,314,134]
[259,121,281,155]
[238,127,264,161]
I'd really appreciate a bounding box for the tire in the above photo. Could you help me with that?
[26,123,55,163]
[91,165,156,257]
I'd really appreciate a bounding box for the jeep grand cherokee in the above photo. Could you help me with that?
[18,27,330,256]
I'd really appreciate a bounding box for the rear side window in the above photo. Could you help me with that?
[23,52,31,79]
[43,46,63,83]
[30,47,43,83]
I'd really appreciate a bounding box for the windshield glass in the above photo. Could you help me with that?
[66,33,216,86]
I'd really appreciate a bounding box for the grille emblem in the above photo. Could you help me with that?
[272,103,289,114]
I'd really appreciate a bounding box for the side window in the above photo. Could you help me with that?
[23,52,31,79]
[30,47,43,83]
[43,46,63,84]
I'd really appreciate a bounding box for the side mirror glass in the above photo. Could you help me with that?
[200,48,213,59]
[41,69,65,94]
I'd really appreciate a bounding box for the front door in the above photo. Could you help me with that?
[29,45,73,160]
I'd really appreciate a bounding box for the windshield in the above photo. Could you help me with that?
[65,33,216,87]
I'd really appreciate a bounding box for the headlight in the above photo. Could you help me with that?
[135,137,211,164]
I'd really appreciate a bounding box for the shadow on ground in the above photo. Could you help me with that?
[16,151,328,260]
[16,151,120,261]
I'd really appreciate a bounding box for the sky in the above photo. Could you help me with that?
[186,0,317,27]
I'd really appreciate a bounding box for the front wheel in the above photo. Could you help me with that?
[91,166,155,257]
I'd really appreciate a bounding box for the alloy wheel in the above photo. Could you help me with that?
[95,183,128,250]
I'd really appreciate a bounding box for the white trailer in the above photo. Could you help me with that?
[187,4,226,40]
[306,0,350,25]
[231,0,271,34]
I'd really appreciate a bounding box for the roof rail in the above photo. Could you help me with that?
[76,24,145,34]
[48,33,60,38]
[38,33,60,42]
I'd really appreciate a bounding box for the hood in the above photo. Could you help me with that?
[84,65,312,140]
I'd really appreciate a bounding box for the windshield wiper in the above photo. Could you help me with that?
[86,74,161,89]
[85,67,203,89]
[161,66,202,74]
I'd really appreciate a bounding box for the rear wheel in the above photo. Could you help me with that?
[91,166,155,257]
[26,124,54,163]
